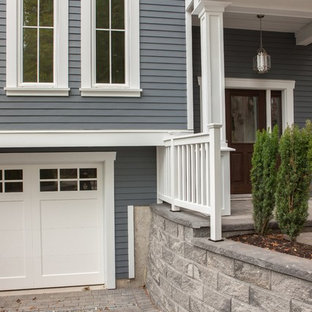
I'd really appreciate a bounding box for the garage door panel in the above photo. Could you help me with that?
[0,202,27,278]
[39,199,102,276]
[0,200,33,289]
[39,199,101,228]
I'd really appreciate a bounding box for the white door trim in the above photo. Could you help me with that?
[225,78,296,131]
[0,152,117,290]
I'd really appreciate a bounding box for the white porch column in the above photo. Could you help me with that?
[193,0,230,141]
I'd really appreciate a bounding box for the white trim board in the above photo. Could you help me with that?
[0,130,193,148]
[127,205,135,279]
[0,152,116,289]
[225,78,295,131]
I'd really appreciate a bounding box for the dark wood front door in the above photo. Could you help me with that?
[226,89,266,194]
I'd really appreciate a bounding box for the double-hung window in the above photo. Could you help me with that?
[6,0,69,96]
[81,0,141,97]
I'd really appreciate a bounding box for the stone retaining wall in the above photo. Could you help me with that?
[146,207,312,312]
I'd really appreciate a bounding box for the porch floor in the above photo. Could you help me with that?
[153,199,312,241]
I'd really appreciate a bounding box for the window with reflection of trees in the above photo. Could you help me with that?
[23,0,54,83]
[96,0,125,84]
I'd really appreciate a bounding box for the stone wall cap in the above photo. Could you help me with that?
[151,203,210,229]
[192,237,312,283]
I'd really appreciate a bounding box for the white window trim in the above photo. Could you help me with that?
[198,77,295,132]
[225,78,295,131]
[80,0,141,97]
[5,0,69,97]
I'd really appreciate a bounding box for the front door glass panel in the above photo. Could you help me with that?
[231,95,258,144]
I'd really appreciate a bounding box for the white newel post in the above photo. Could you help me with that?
[208,124,222,241]
[170,139,180,211]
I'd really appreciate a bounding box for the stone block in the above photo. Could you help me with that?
[150,222,160,240]
[160,275,172,297]
[159,230,170,248]
[184,242,207,265]
[291,299,312,312]
[165,219,178,237]
[184,226,194,242]
[146,275,163,307]
[153,213,165,230]
[250,286,291,312]
[172,255,187,275]
[149,239,162,257]
[218,273,250,303]
[234,260,270,289]
[167,266,183,287]
[162,246,175,266]
[178,225,185,240]
[193,263,218,289]
[271,272,312,304]
[203,286,231,312]
[231,299,263,312]
[181,275,204,300]
[186,263,194,278]
[162,293,179,312]
[172,285,190,310]
[207,251,235,277]
[148,260,160,285]
[154,257,167,276]
[169,235,185,256]
[189,296,217,312]
[178,306,190,312]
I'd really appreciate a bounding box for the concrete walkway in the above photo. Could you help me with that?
[0,288,159,312]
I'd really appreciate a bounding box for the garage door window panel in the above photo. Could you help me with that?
[0,170,24,193]
[40,168,97,192]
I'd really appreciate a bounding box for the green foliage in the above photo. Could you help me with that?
[251,126,279,235]
[275,122,312,242]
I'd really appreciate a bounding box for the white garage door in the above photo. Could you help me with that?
[0,163,105,290]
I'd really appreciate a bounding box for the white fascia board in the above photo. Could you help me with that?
[224,0,312,18]
[296,22,312,46]
[0,130,193,148]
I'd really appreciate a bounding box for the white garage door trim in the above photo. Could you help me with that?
[0,152,116,290]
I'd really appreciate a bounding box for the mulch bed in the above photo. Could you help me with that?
[230,233,312,260]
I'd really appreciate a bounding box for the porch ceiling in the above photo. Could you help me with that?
[191,0,312,45]
[223,12,312,34]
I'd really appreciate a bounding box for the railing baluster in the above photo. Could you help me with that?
[205,143,209,207]
[177,146,181,200]
[201,143,204,205]
[182,145,186,201]
[186,145,190,202]
[191,144,195,202]
[195,144,199,204]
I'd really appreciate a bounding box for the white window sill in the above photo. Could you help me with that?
[80,87,142,97]
[5,87,70,97]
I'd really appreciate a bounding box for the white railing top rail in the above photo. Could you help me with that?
[164,133,210,147]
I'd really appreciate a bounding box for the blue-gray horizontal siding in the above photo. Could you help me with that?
[0,0,187,130]
[0,146,157,279]
[192,27,312,130]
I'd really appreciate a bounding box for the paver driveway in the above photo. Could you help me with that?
[0,288,159,312]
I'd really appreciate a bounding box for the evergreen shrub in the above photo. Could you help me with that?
[275,123,312,242]
[251,126,279,235]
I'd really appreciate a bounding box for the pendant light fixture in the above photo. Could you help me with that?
[253,15,271,74]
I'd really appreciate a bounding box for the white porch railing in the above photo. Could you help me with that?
[157,124,225,241]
